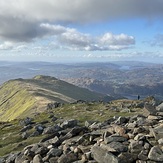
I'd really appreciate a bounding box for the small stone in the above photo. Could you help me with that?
[104,135,127,144]
[33,154,43,163]
[60,119,78,129]
[49,157,59,163]
[148,115,159,120]
[116,116,128,125]
[58,152,78,163]
[158,138,163,145]
[138,149,149,161]
[126,123,137,129]
[148,146,163,162]
[47,148,63,157]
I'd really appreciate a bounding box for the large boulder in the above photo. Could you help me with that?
[91,146,119,163]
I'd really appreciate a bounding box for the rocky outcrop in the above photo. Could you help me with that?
[0,102,163,163]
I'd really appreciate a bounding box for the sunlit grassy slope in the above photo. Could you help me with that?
[0,75,111,121]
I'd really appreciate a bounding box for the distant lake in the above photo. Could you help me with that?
[119,66,130,70]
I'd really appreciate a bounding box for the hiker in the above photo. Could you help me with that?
[138,95,140,100]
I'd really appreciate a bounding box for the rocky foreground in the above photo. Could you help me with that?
[0,100,163,163]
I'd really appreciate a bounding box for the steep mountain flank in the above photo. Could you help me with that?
[0,75,111,121]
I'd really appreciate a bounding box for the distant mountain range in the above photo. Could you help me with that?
[0,61,163,100]
[0,75,112,121]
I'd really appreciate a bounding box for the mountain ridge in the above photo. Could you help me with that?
[0,75,113,121]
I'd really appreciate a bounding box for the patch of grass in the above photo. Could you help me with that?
[0,135,46,156]
[0,81,36,121]
[53,101,143,125]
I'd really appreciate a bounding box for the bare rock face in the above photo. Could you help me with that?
[1,101,163,163]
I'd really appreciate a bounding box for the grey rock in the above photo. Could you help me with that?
[61,119,78,129]
[47,148,63,157]
[101,142,128,153]
[20,125,33,132]
[30,131,40,137]
[89,122,102,130]
[104,135,127,144]
[158,138,163,145]
[58,152,78,163]
[77,133,98,146]
[47,102,61,109]
[138,149,149,161]
[33,154,43,163]
[118,152,137,163]
[34,146,48,156]
[157,112,163,116]
[22,132,29,139]
[20,117,33,126]
[43,125,62,134]
[115,116,128,125]
[143,103,157,116]
[153,124,163,139]
[24,149,35,160]
[6,152,20,163]
[48,136,61,147]
[91,146,119,163]
[85,121,93,127]
[35,125,44,134]
[148,146,163,162]
[133,127,146,135]
[49,157,59,163]
[30,144,40,152]
[156,102,163,112]
[0,158,5,163]
[136,161,147,163]
[22,161,30,163]
[129,140,143,154]
[126,122,137,129]
[61,127,88,142]
[51,116,58,122]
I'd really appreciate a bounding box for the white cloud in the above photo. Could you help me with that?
[40,23,67,35]
[0,42,14,50]
[101,33,135,45]
[40,24,135,51]
[0,0,162,43]
[0,20,135,51]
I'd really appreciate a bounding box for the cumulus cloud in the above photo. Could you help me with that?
[42,24,135,51]
[0,0,162,43]
[0,42,14,50]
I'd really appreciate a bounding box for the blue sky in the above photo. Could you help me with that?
[0,0,163,63]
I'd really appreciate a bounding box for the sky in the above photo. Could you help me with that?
[0,0,163,63]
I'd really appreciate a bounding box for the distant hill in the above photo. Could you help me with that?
[0,61,163,100]
[0,75,112,121]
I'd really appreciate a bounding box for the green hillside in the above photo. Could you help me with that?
[0,75,111,121]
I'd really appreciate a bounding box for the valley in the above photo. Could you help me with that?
[0,61,163,100]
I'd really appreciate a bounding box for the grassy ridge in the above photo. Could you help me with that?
[26,75,108,102]
[0,81,36,121]
[0,75,111,122]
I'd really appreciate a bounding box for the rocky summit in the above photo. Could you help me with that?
[0,97,163,163]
